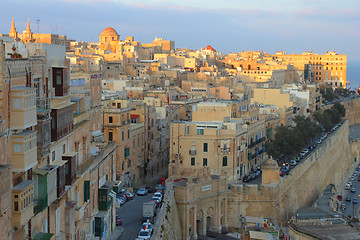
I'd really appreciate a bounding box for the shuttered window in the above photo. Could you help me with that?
[84,180,90,202]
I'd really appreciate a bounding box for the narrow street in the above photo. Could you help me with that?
[117,193,154,240]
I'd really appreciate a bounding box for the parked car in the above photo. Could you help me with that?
[353,198,358,204]
[137,188,148,196]
[337,195,342,201]
[341,203,346,210]
[345,184,351,190]
[351,187,356,193]
[138,230,151,239]
[353,172,357,177]
[290,160,297,166]
[351,176,355,181]
[242,175,250,182]
[116,215,123,225]
[155,184,166,192]
[141,222,153,235]
[150,197,161,207]
[120,190,133,200]
[146,186,155,193]
[154,192,163,200]
[249,172,256,180]
[346,196,351,202]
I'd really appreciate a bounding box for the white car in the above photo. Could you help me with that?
[345,184,351,190]
[141,222,153,234]
[154,192,163,200]
[138,230,151,239]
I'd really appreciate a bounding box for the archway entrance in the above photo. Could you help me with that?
[197,210,204,237]
[196,220,202,236]
[206,216,212,233]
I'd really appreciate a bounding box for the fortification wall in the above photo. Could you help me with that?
[323,97,360,125]
[151,183,182,240]
[227,120,354,226]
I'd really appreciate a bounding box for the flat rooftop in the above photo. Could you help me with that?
[291,223,360,240]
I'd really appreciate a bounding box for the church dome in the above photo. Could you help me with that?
[99,27,119,36]
[204,45,216,52]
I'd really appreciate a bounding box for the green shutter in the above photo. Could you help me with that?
[84,180,90,202]
[94,217,103,237]
[203,143,208,152]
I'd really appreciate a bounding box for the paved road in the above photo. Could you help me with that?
[117,193,154,240]
[338,164,360,218]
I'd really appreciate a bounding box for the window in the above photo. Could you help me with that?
[13,98,21,109]
[117,103,121,108]
[191,157,195,166]
[203,143,208,152]
[203,158,207,166]
[109,116,113,123]
[14,144,22,152]
[52,151,55,162]
[196,129,204,135]
[122,131,124,141]
[108,132,113,141]
[84,181,90,202]
[128,129,130,139]
[223,156,228,166]
[14,201,18,211]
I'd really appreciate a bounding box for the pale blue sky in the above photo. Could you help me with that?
[1,0,360,62]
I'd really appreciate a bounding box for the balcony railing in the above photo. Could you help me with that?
[248,137,266,148]
[189,150,196,155]
[36,97,50,114]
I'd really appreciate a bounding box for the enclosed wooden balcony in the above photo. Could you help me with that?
[51,102,74,142]
[33,165,58,213]
[10,86,37,130]
[63,152,77,186]
[36,118,51,158]
[12,180,34,227]
[0,165,11,215]
[51,159,67,199]
[11,130,38,172]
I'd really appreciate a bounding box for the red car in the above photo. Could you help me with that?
[337,195,342,201]
[116,215,122,225]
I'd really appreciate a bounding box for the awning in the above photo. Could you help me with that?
[51,159,67,167]
[32,232,54,240]
[130,114,140,119]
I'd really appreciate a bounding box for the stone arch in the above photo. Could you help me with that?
[206,206,214,233]
[42,218,48,233]
[196,210,204,236]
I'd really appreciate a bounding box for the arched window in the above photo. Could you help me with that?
[42,218,48,233]
[222,156,228,167]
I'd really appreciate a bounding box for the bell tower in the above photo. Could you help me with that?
[22,19,34,43]
[9,17,20,41]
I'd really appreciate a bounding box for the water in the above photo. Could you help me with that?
[347,62,360,90]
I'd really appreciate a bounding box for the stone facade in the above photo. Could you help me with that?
[172,120,354,239]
